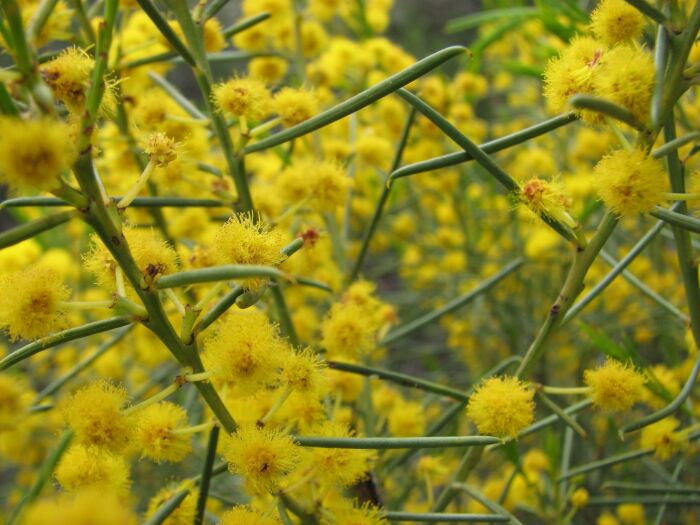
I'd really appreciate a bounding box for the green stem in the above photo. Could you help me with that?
[143,490,190,525]
[0,316,133,371]
[557,448,652,482]
[350,106,416,282]
[381,258,523,346]
[222,12,271,38]
[383,511,508,523]
[7,430,73,525]
[156,265,286,288]
[327,361,469,401]
[270,284,299,346]
[452,483,524,525]
[0,209,77,249]
[244,46,467,154]
[294,435,499,449]
[515,212,618,377]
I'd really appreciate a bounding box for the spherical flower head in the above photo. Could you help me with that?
[570,487,589,508]
[204,310,287,394]
[590,0,645,46]
[0,374,34,430]
[593,149,666,216]
[593,45,655,124]
[249,56,289,83]
[308,160,353,212]
[320,302,378,359]
[583,358,645,412]
[273,87,319,127]
[146,482,196,525]
[639,417,688,460]
[0,266,69,341]
[543,36,605,115]
[54,444,131,497]
[134,401,192,463]
[213,212,285,290]
[220,506,282,525]
[41,47,116,115]
[22,489,138,525]
[321,502,388,525]
[126,228,180,282]
[466,376,535,439]
[202,17,225,52]
[213,77,272,120]
[388,400,426,437]
[0,117,75,193]
[144,132,178,167]
[280,347,328,394]
[223,425,301,494]
[519,177,574,226]
[64,380,133,451]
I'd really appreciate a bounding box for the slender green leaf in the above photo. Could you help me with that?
[380,258,523,346]
[148,71,207,120]
[0,317,133,371]
[193,426,220,525]
[294,435,500,449]
[651,206,700,234]
[222,12,271,38]
[134,0,196,66]
[243,46,467,154]
[445,7,537,33]
[384,511,508,523]
[0,210,76,250]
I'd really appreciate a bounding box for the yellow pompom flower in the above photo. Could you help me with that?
[543,36,605,115]
[0,117,74,193]
[279,347,327,395]
[64,380,133,451]
[213,212,285,290]
[583,358,646,412]
[466,376,535,439]
[223,426,301,494]
[144,132,178,167]
[145,482,196,525]
[273,87,319,127]
[0,374,34,430]
[134,401,192,463]
[220,506,282,525]
[0,266,69,341]
[279,160,352,212]
[570,487,589,508]
[639,417,689,460]
[593,149,666,216]
[54,444,131,496]
[213,77,272,120]
[519,177,575,228]
[308,421,377,489]
[249,56,289,83]
[204,310,288,395]
[320,302,378,359]
[590,0,645,46]
[22,489,138,525]
[593,45,655,124]
[41,47,116,114]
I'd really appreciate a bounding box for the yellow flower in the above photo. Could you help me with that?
[639,417,689,460]
[583,358,646,412]
[307,421,376,489]
[0,117,74,192]
[203,310,288,395]
[249,56,289,83]
[41,47,116,114]
[223,425,300,494]
[273,87,319,127]
[134,401,192,463]
[145,482,196,525]
[144,132,178,167]
[220,506,282,525]
[0,374,34,430]
[64,380,133,451]
[22,489,137,525]
[467,376,535,438]
[593,149,666,216]
[543,36,605,116]
[279,347,328,394]
[388,400,426,437]
[54,444,131,496]
[590,0,645,46]
[570,487,589,508]
[519,177,574,227]
[213,77,272,120]
[593,45,655,124]
[320,302,378,359]
[0,266,69,341]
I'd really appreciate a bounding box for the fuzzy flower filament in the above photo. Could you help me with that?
[467,376,535,439]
